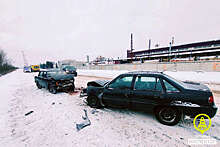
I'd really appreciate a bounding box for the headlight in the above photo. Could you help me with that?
[70,80,74,82]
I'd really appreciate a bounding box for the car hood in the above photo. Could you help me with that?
[183,81,210,92]
[87,80,110,87]
[50,73,74,80]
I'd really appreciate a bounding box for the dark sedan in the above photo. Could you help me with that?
[62,65,77,77]
[84,71,218,126]
[35,70,75,94]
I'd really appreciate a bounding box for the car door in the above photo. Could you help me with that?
[102,75,134,108]
[40,72,48,88]
[36,72,44,87]
[131,75,165,110]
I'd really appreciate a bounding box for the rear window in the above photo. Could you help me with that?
[163,74,186,88]
[163,79,180,93]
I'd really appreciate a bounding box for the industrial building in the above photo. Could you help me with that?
[125,39,220,63]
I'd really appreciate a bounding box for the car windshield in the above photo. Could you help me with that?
[47,71,58,75]
[65,66,76,70]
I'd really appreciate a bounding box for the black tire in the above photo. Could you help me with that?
[155,106,181,126]
[69,85,75,92]
[36,82,42,89]
[48,85,57,94]
[87,96,100,108]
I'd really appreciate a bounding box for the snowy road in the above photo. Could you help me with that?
[0,69,219,146]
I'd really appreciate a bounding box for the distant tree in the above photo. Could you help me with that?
[0,49,16,75]
[0,50,6,66]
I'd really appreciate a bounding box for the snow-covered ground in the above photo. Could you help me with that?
[0,69,220,146]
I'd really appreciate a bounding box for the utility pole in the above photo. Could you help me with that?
[21,51,28,66]
[130,33,134,63]
[148,39,151,50]
[86,55,89,63]
[168,36,174,62]
[172,37,174,45]
[169,42,172,62]
[131,33,133,52]
[148,39,151,60]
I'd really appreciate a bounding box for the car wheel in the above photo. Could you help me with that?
[69,85,75,92]
[36,82,42,89]
[87,96,100,108]
[49,85,57,94]
[155,106,181,126]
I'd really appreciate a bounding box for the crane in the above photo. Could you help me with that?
[21,50,28,66]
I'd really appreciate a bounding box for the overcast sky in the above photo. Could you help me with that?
[0,0,220,66]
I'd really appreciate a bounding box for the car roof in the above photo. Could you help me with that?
[123,71,164,75]
[63,65,76,68]
[40,69,60,72]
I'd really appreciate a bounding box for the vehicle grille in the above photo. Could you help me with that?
[59,80,73,85]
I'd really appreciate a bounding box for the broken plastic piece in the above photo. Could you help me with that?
[76,109,91,131]
[25,111,34,116]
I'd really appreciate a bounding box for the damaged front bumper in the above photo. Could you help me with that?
[56,83,74,90]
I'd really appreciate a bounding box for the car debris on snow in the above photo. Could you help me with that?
[91,109,99,114]
[25,110,34,116]
[76,109,91,131]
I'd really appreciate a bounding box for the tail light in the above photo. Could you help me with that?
[208,95,214,104]
[56,82,59,86]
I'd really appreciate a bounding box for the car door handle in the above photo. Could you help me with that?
[154,95,160,98]
[125,91,133,97]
